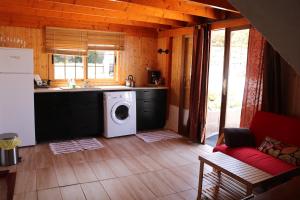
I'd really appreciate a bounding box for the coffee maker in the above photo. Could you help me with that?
[148,70,161,85]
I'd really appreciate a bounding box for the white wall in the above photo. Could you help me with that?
[229,0,300,74]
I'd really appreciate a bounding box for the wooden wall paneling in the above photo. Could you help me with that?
[170,36,184,106]
[159,30,193,132]
[0,26,49,79]
[32,29,49,79]
[157,36,173,122]
[178,36,193,134]
[119,35,158,86]
[184,36,193,110]
[157,37,172,86]
[0,26,158,86]
[167,35,193,108]
[0,14,158,38]
[163,35,185,132]
[178,36,187,135]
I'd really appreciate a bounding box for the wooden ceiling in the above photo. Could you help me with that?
[0,0,239,34]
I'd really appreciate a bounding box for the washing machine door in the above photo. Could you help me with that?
[111,101,131,124]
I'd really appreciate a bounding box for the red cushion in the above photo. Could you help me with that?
[250,112,300,147]
[214,144,297,175]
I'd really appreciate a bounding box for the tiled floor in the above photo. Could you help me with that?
[0,135,213,200]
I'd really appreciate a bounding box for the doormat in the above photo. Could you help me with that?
[136,130,182,143]
[49,138,104,155]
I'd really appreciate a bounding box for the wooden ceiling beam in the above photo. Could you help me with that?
[0,1,183,28]
[116,0,224,18]
[0,13,158,37]
[211,18,249,30]
[47,0,222,19]
[44,0,206,22]
[0,6,173,30]
[158,27,194,38]
[188,0,238,12]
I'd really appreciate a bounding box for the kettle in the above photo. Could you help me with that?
[125,75,135,87]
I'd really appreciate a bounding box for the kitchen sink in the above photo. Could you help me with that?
[59,85,129,90]
[60,86,102,90]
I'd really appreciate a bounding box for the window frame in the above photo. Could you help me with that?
[53,54,85,81]
[49,50,120,85]
[86,50,118,81]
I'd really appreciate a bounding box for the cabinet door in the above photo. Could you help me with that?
[136,99,144,130]
[143,100,166,129]
[68,91,101,138]
[35,92,70,142]
[136,89,167,131]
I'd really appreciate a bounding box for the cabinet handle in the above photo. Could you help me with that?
[143,91,150,93]
[143,100,150,103]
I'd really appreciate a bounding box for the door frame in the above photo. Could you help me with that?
[217,26,250,141]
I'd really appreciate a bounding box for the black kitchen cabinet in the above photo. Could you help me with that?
[34,91,103,142]
[34,88,167,142]
[136,89,167,131]
[34,92,68,142]
[68,92,103,138]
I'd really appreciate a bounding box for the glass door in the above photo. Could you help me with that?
[205,29,225,143]
[205,27,249,146]
[225,29,250,127]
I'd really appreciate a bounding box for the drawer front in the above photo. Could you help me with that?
[68,91,100,105]
[142,100,157,111]
[136,89,166,100]
[136,89,167,131]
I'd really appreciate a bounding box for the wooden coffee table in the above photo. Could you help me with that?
[198,152,273,200]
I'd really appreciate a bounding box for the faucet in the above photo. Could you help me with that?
[83,80,90,88]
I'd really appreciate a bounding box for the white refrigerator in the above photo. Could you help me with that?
[0,47,36,146]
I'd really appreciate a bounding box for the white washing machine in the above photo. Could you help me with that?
[103,91,136,138]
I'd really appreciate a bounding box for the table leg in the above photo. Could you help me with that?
[198,160,204,200]
[216,170,221,190]
[246,185,253,196]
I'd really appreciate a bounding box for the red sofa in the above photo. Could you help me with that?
[214,111,300,175]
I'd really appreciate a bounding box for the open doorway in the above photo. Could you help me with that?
[205,27,250,147]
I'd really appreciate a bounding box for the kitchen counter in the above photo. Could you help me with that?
[34,85,168,93]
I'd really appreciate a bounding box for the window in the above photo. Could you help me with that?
[47,27,123,81]
[54,55,84,80]
[87,50,116,79]
[53,50,117,81]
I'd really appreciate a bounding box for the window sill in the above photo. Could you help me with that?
[50,79,120,87]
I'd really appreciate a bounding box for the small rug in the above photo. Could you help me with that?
[49,138,104,155]
[136,130,182,143]
[205,132,219,147]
